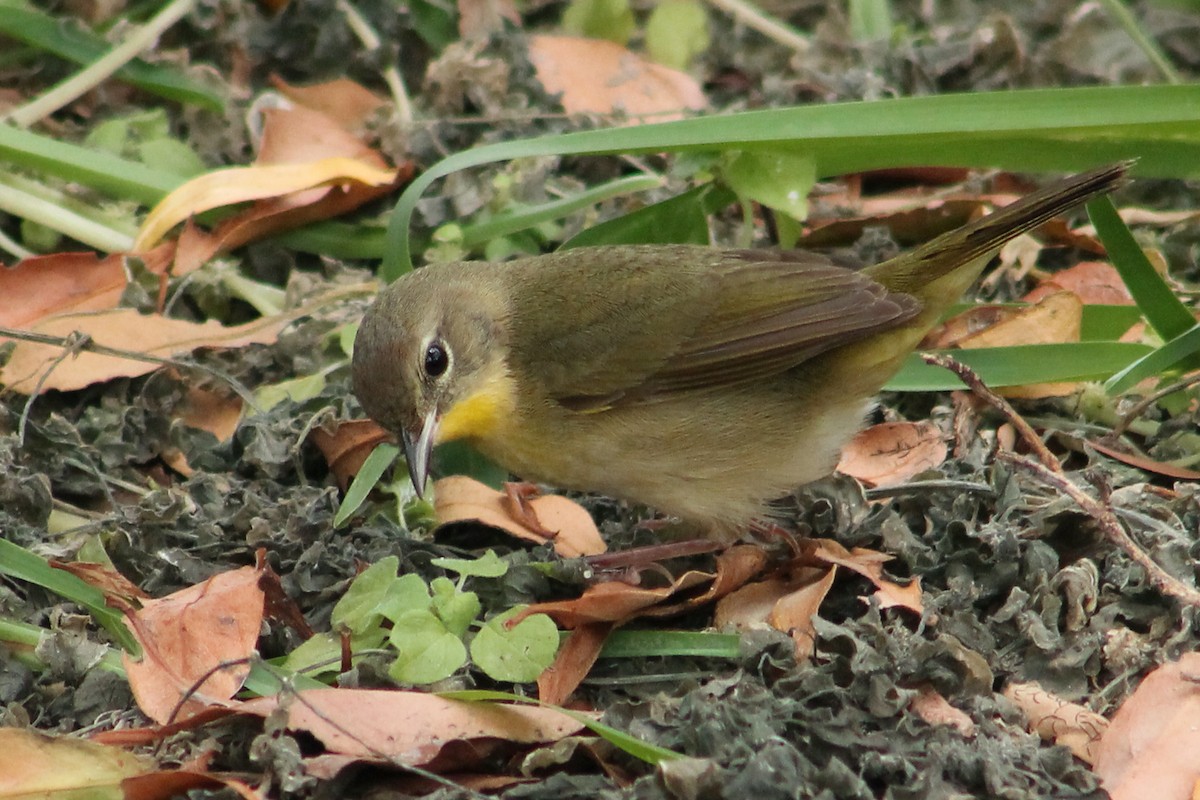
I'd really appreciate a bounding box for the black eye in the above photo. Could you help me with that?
[424,341,449,377]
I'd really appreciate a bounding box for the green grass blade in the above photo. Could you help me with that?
[0,538,137,653]
[0,123,180,205]
[335,443,399,527]
[0,0,223,110]
[599,630,741,658]
[1088,195,1196,342]
[384,85,1200,278]
[1105,322,1200,394]
[888,342,1154,391]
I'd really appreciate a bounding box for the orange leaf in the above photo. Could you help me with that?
[122,566,265,724]
[270,76,388,129]
[836,420,948,489]
[1094,653,1200,800]
[310,418,392,490]
[434,475,606,557]
[239,689,586,765]
[1005,681,1107,764]
[0,308,294,394]
[134,157,397,252]
[528,35,705,122]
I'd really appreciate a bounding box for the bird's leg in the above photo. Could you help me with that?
[502,481,558,538]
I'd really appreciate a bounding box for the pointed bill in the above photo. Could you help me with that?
[402,408,438,499]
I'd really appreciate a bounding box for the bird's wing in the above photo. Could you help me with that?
[506,246,921,411]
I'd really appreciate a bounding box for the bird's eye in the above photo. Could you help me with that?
[424,341,449,378]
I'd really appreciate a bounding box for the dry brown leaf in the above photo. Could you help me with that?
[910,686,976,738]
[528,35,705,122]
[434,475,606,557]
[538,622,613,707]
[309,418,392,490]
[0,728,154,797]
[122,770,264,800]
[1004,681,1107,764]
[51,560,150,604]
[458,0,520,40]
[836,420,948,489]
[179,386,243,442]
[134,156,397,252]
[1024,261,1134,306]
[808,540,924,615]
[122,565,265,724]
[938,291,1084,399]
[0,252,127,328]
[1094,653,1200,800]
[1087,438,1200,481]
[0,307,294,394]
[270,76,387,129]
[239,689,586,765]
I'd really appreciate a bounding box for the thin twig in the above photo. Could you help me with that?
[921,351,1200,608]
[1112,368,1200,437]
[703,0,811,55]
[999,451,1200,607]
[921,352,1060,470]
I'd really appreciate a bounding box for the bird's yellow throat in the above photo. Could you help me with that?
[435,371,518,445]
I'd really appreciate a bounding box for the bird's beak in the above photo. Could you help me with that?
[402,408,438,499]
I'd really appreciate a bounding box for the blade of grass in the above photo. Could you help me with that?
[598,630,741,659]
[1088,194,1196,342]
[4,0,200,128]
[886,342,1154,391]
[0,0,223,110]
[335,443,399,527]
[1105,322,1200,394]
[384,84,1200,278]
[0,538,137,653]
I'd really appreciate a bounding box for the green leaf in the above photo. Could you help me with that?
[1105,322,1200,394]
[0,0,223,110]
[599,629,742,658]
[646,0,710,69]
[331,556,400,634]
[561,0,635,44]
[888,342,1154,391]
[334,443,399,527]
[430,577,482,637]
[377,573,435,623]
[470,609,560,683]
[1088,195,1197,343]
[389,612,468,684]
[384,84,1200,278]
[431,549,509,579]
[0,539,137,653]
[848,0,893,41]
[255,372,330,412]
[562,183,733,248]
[720,150,816,221]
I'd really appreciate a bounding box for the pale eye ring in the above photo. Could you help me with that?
[424,341,449,377]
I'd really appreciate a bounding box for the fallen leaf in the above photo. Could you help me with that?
[0,728,153,798]
[1087,438,1200,481]
[122,565,265,724]
[0,252,128,328]
[51,560,150,604]
[178,386,243,442]
[807,540,924,615]
[538,622,613,706]
[836,420,948,488]
[0,307,295,394]
[1023,261,1135,306]
[1093,653,1200,800]
[239,689,586,765]
[270,76,387,129]
[133,156,398,252]
[910,686,976,738]
[1004,681,1107,764]
[528,35,705,122]
[459,0,520,40]
[943,291,1084,399]
[310,419,392,490]
[434,475,606,557]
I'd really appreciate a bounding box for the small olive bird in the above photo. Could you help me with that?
[353,163,1128,538]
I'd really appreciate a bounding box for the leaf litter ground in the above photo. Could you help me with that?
[3,1,1200,799]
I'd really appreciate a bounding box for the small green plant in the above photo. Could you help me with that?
[283,553,560,685]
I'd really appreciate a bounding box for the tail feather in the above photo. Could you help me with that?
[867,161,1132,294]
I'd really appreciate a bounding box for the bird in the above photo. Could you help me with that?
[352,163,1128,539]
